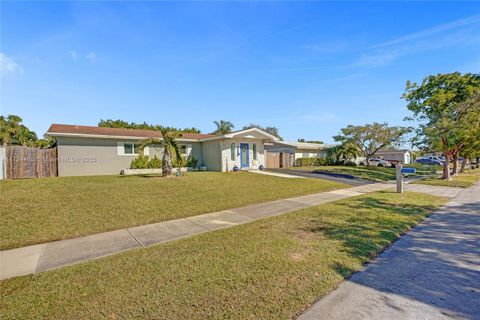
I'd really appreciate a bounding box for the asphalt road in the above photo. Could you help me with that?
[267,168,373,186]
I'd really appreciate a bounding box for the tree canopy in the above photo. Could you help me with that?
[297,138,324,144]
[403,72,480,179]
[243,124,283,140]
[0,115,55,148]
[98,119,201,134]
[334,122,410,166]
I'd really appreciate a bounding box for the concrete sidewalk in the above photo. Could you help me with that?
[298,181,479,320]
[0,182,461,280]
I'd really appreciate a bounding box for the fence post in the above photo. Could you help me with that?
[396,164,403,193]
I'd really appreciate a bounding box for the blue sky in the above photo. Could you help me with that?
[1,2,479,143]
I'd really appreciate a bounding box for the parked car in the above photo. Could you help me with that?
[366,157,391,167]
[415,158,443,166]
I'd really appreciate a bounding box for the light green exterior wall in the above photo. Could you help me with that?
[201,140,222,171]
[56,137,205,176]
[56,137,137,176]
[55,136,269,176]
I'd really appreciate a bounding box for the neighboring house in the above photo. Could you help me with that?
[265,141,333,168]
[46,124,279,176]
[374,149,412,164]
[266,141,333,159]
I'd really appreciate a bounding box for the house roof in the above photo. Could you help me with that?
[376,149,410,155]
[272,141,334,150]
[46,124,217,140]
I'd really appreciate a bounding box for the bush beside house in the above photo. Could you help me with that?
[295,157,356,167]
[130,155,199,170]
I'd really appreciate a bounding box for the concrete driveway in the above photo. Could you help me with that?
[298,181,480,320]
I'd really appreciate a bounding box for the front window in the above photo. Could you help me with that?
[124,143,140,155]
[180,145,188,156]
[253,144,257,160]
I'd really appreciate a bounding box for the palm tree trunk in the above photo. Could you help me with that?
[162,147,172,177]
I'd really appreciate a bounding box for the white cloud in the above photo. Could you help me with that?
[86,52,97,62]
[348,14,480,69]
[351,51,399,68]
[372,14,480,49]
[0,53,23,76]
[68,50,78,60]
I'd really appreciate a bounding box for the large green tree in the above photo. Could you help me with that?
[98,119,201,134]
[403,72,480,180]
[243,123,282,140]
[212,120,234,135]
[334,122,409,167]
[0,115,37,146]
[457,90,480,172]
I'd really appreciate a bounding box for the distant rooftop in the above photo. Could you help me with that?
[273,141,335,150]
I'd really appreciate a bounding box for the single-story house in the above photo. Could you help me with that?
[265,141,333,159]
[46,124,279,176]
[374,149,412,164]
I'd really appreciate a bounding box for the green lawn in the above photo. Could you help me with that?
[0,191,446,320]
[413,168,480,188]
[0,172,347,250]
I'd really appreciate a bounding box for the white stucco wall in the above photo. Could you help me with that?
[220,138,265,172]
[295,150,327,159]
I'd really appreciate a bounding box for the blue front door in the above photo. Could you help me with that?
[240,143,249,168]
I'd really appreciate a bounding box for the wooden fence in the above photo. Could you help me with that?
[266,152,294,169]
[4,146,57,179]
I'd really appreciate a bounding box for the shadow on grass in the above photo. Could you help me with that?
[304,196,480,318]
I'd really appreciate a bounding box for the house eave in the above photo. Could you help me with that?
[45,132,199,142]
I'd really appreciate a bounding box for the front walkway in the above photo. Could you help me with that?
[0,182,461,280]
[298,181,480,320]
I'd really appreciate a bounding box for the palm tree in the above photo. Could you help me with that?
[327,143,360,164]
[140,128,182,177]
[212,120,234,134]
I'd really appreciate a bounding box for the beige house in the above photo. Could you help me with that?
[375,149,412,164]
[46,124,279,176]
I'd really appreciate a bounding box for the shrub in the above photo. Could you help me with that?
[186,156,198,168]
[147,155,162,168]
[344,161,357,166]
[130,155,150,169]
[295,157,328,167]
[172,155,186,168]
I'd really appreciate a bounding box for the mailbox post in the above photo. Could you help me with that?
[396,165,416,193]
[396,164,403,193]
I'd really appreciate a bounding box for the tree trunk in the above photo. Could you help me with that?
[162,147,172,177]
[365,156,370,167]
[460,157,467,173]
[452,153,459,176]
[442,154,451,180]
